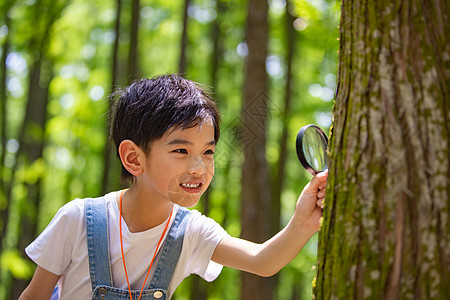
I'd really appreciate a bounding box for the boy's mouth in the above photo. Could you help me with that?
[179,182,204,193]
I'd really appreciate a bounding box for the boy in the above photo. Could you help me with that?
[20,75,328,299]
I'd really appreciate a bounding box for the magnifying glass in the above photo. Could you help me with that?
[296,124,329,176]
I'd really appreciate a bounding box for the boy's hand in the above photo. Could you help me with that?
[293,169,328,234]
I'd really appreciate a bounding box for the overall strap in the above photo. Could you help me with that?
[85,197,113,291]
[149,206,191,290]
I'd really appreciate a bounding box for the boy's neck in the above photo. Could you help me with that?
[116,186,174,233]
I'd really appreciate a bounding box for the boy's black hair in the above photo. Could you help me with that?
[111,74,221,182]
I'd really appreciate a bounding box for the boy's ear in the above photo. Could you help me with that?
[118,140,145,176]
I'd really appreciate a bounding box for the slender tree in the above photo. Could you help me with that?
[9,0,67,295]
[0,2,14,295]
[0,0,14,250]
[209,0,226,88]
[271,0,297,237]
[179,0,191,75]
[315,0,449,299]
[269,0,297,296]
[240,0,273,298]
[127,0,140,83]
[101,0,122,195]
[187,1,228,298]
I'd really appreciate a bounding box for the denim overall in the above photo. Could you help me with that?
[53,197,191,300]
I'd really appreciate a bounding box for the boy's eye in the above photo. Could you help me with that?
[173,149,188,154]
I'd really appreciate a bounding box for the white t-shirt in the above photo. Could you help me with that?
[25,191,229,299]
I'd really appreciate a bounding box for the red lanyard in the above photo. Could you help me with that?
[119,190,173,300]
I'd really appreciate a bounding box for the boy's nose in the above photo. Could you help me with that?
[188,156,208,175]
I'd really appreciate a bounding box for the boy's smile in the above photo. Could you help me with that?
[139,119,216,208]
[179,181,204,193]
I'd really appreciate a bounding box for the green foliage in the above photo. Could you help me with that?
[0,250,35,280]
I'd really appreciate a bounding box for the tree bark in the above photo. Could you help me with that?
[127,0,140,83]
[11,59,53,299]
[101,0,122,194]
[0,0,14,251]
[179,0,191,75]
[240,0,273,299]
[269,1,297,295]
[187,1,227,298]
[271,0,297,237]
[315,0,449,299]
[7,1,65,296]
[209,0,226,88]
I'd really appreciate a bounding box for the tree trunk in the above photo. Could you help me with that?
[240,0,273,299]
[101,0,122,194]
[315,0,449,299]
[179,0,190,75]
[271,0,297,237]
[7,1,63,296]
[11,60,53,299]
[269,1,297,296]
[0,0,13,251]
[187,1,227,297]
[291,279,302,300]
[209,0,226,88]
[127,0,140,83]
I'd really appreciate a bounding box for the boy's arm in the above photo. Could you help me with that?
[212,170,327,277]
[19,266,60,300]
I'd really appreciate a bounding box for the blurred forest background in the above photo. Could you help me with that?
[0,0,339,299]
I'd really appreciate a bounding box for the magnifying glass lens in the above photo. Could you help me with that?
[296,125,328,175]
[303,128,327,171]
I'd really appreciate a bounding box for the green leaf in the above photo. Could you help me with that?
[0,250,35,280]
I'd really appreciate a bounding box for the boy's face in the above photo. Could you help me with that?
[141,119,216,207]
